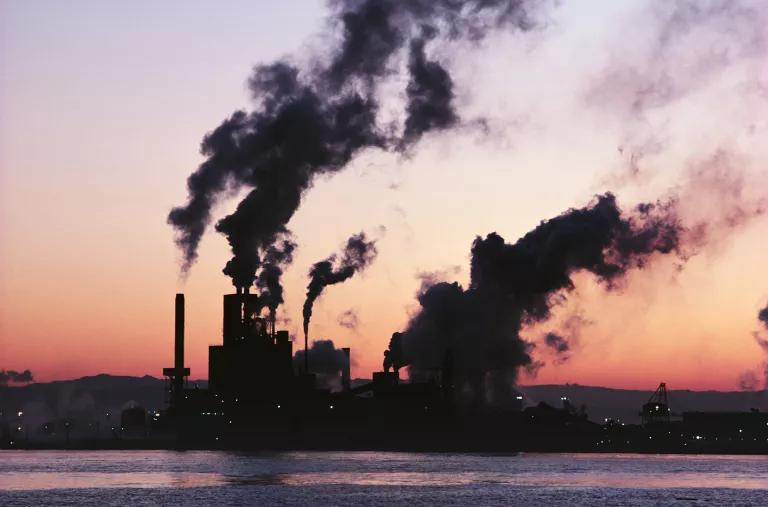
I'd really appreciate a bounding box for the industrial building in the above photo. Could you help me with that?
[161,291,449,442]
[150,293,768,453]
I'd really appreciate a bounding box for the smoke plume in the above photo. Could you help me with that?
[303,232,378,340]
[293,339,348,390]
[168,0,546,293]
[0,369,34,386]
[389,193,686,403]
[256,236,297,322]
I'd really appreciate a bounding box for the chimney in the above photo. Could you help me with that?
[174,293,185,395]
[342,347,351,392]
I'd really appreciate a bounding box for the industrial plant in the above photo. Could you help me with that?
[144,292,768,453]
[3,289,768,453]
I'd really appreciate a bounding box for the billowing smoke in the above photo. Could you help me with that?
[338,309,359,331]
[389,193,686,403]
[256,236,297,322]
[303,232,378,340]
[383,332,406,373]
[0,369,34,386]
[168,0,546,293]
[293,339,347,390]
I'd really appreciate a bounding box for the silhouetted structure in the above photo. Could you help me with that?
[641,382,671,426]
[162,294,189,410]
[208,291,294,401]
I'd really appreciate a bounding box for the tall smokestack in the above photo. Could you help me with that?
[174,293,185,396]
[342,347,351,392]
[164,293,190,410]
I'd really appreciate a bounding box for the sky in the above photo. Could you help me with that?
[2,0,768,391]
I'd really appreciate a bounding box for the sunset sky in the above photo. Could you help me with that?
[2,0,768,391]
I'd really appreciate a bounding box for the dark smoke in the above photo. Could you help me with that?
[168,0,545,292]
[401,29,458,148]
[303,233,378,339]
[383,332,406,373]
[544,333,569,354]
[759,304,768,331]
[256,236,297,321]
[390,193,686,403]
[293,339,348,390]
[542,313,590,363]
[293,340,347,375]
[0,369,34,386]
[338,309,359,331]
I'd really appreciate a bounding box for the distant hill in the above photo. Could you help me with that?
[2,376,765,428]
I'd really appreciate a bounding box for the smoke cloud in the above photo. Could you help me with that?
[168,0,547,294]
[541,313,590,364]
[759,304,768,331]
[544,333,569,354]
[293,339,348,390]
[303,232,378,340]
[256,236,297,322]
[389,193,687,403]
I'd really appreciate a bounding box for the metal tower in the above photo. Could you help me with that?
[641,382,671,425]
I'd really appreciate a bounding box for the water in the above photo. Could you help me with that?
[1,451,767,506]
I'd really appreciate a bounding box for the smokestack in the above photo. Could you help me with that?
[342,347,351,392]
[174,293,185,395]
[164,293,190,410]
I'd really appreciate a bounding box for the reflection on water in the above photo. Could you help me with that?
[0,471,223,491]
[1,451,767,502]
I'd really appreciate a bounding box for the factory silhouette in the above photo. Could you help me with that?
[3,289,768,453]
[140,290,768,453]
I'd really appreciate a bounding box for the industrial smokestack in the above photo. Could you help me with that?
[174,293,185,395]
[342,347,351,392]
[163,293,190,409]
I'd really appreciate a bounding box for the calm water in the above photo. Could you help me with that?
[1,451,767,506]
